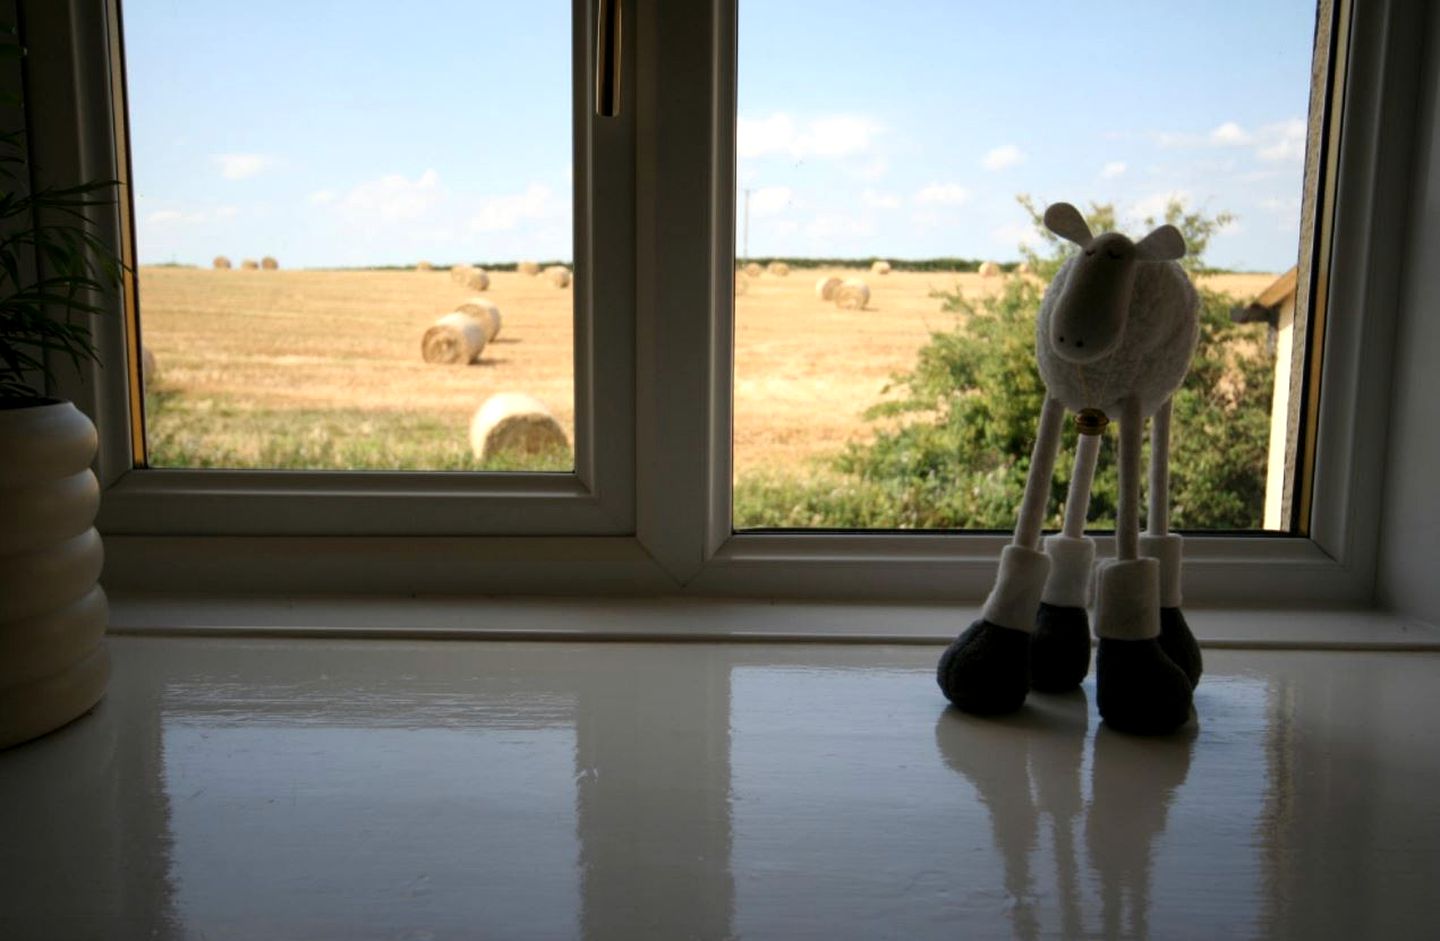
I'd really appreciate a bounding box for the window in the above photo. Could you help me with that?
[731,1,1320,534]
[25,0,1409,606]
[123,2,577,475]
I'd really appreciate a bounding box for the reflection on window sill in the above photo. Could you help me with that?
[106,595,1440,649]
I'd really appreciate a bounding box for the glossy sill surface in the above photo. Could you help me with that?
[2,636,1439,939]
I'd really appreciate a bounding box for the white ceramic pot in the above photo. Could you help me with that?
[0,398,109,749]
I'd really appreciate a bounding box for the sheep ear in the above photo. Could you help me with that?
[1135,224,1186,262]
[1043,202,1093,247]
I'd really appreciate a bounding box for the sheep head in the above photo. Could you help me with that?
[1042,202,1186,365]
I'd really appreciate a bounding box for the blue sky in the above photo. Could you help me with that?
[127,1,1317,271]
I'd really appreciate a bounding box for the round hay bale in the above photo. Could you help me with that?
[260,256,279,270]
[212,255,232,270]
[421,312,487,365]
[735,272,749,296]
[240,259,259,270]
[815,276,842,301]
[416,260,434,271]
[744,262,763,278]
[545,265,571,288]
[469,393,569,462]
[834,279,870,310]
[871,260,892,275]
[450,264,473,284]
[978,261,1001,278]
[1017,262,1033,276]
[766,261,790,277]
[140,347,157,390]
[455,297,502,342]
[517,260,541,276]
[464,268,491,292]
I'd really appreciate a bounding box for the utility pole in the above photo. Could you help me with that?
[743,187,752,262]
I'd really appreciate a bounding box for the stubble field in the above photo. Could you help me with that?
[138,265,1278,475]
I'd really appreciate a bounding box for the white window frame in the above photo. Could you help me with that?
[24,0,1417,608]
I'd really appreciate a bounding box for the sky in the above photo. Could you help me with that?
[126,1,1318,272]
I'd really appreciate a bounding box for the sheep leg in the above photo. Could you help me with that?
[937,397,1064,715]
[1094,397,1192,734]
[1032,430,1102,692]
[1142,398,1202,687]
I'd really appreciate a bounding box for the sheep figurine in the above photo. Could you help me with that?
[937,202,1204,734]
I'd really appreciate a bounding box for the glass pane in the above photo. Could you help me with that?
[733,0,1320,531]
[124,1,575,471]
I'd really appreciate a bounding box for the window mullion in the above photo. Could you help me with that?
[633,0,735,583]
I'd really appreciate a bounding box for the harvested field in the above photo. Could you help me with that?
[137,265,1278,474]
[138,267,573,470]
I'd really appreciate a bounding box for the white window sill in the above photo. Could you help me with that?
[106,594,1440,650]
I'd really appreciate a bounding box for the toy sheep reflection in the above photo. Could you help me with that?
[937,202,1203,734]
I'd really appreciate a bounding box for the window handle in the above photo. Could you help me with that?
[596,0,622,117]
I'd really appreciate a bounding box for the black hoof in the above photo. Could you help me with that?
[1030,602,1092,692]
[1158,607,1203,689]
[1095,637,1193,735]
[937,619,1030,715]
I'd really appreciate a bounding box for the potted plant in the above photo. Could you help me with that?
[0,79,123,747]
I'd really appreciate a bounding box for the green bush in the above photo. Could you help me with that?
[735,198,1272,531]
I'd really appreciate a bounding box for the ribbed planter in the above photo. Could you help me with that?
[0,398,109,749]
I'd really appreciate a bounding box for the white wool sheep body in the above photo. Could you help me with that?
[937,201,1204,736]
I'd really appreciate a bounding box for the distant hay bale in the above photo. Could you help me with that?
[767,261,790,277]
[871,260,892,275]
[517,261,541,276]
[1017,262,1033,276]
[735,272,749,296]
[421,312,487,365]
[744,262,763,278]
[465,268,491,292]
[140,347,157,390]
[261,256,279,270]
[416,261,434,271]
[450,264,472,283]
[240,259,259,270]
[834,279,870,310]
[978,261,1001,278]
[815,276,842,301]
[212,255,232,270]
[544,265,571,288]
[469,393,569,462]
[455,296,502,342]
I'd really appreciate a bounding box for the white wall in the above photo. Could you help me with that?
[1376,2,1440,623]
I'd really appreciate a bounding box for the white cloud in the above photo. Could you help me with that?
[737,112,883,160]
[340,169,441,222]
[1101,161,1128,179]
[1256,118,1307,162]
[747,186,793,217]
[861,189,901,210]
[213,153,275,180]
[307,189,337,205]
[1209,122,1252,146]
[852,157,889,181]
[982,144,1026,171]
[1153,117,1307,163]
[914,182,972,206]
[469,183,556,232]
[215,205,240,220]
[1129,189,1193,222]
